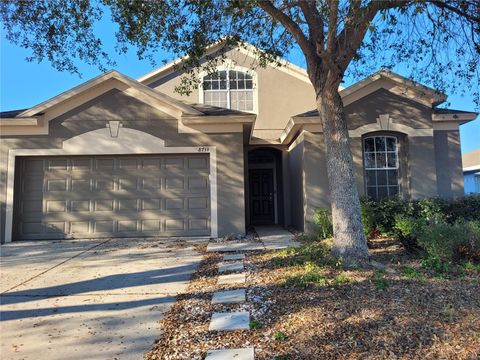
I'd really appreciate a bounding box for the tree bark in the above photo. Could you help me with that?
[316,86,370,267]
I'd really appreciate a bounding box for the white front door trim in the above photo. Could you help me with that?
[4,127,218,242]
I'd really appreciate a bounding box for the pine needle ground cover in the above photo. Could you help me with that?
[146,238,480,360]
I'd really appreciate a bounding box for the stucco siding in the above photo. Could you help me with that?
[408,136,438,198]
[1,90,246,241]
[288,135,305,231]
[434,130,464,197]
[148,48,316,136]
[345,88,433,130]
[303,132,330,233]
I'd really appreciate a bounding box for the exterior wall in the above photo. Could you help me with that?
[302,132,330,233]
[464,171,480,194]
[287,134,306,231]
[147,48,316,134]
[0,90,246,241]
[434,130,464,197]
[345,88,433,130]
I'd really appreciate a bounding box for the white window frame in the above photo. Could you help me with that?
[199,63,258,114]
[363,135,400,200]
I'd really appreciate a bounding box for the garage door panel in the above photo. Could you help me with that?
[14,154,211,240]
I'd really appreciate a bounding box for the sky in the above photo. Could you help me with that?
[1,16,479,154]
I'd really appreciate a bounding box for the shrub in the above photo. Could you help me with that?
[416,221,470,263]
[313,208,333,239]
[393,215,425,252]
[360,197,376,238]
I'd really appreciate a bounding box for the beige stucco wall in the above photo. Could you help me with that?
[434,130,464,197]
[295,88,455,233]
[147,48,317,134]
[0,90,246,241]
[287,134,306,231]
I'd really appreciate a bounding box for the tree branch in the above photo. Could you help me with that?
[257,0,315,62]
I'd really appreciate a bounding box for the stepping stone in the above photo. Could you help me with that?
[218,261,244,273]
[205,347,255,360]
[223,253,245,261]
[212,289,246,304]
[209,311,250,331]
[217,273,246,285]
[207,242,264,252]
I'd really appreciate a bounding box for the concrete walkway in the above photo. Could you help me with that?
[207,226,299,252]
[0,238,202,360]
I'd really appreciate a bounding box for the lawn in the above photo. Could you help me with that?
[146,238,480,360]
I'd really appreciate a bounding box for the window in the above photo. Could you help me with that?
[475,174,480,193]
[202,70,254,111]
[363,135,399,200]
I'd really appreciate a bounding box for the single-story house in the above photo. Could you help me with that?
[1,44,478,242]
[462,149,480,194]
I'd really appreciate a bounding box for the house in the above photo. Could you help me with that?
[1,43,478,242]
[463,149,480,194]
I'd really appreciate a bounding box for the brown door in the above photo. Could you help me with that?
[14,154,211,240]
[249,168,275,225]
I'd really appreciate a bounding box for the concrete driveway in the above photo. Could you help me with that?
[0,238,203,360]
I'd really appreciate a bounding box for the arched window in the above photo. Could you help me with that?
[202,70,254,111]
[363,135,399,200]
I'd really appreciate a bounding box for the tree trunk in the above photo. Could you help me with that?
[316,87,370,267]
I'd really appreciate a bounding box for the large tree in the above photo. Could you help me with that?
[1,0,479,266]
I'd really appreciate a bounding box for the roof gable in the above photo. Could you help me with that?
[138,41,313,86]
[17,70,203,121]
[341,69,447,107]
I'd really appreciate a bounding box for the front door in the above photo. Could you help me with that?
[249,168,275,225]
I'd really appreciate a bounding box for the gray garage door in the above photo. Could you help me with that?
[14,154,211,240]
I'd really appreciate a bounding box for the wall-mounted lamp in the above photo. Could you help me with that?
[106,120,122,137]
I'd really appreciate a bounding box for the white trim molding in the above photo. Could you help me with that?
[4,127,218,242]
[348,114,433,137]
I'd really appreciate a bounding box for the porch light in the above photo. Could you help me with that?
[106,120,122,137]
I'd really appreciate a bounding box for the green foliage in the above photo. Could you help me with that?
[421,256,451,275]
[464,261,480,272]
[332,273,351,285]
[401,266,426,281]
[249,319,264,330]
[274,355,291,360]
[393,215,425,252]
[273,331,287,341]
[416,221,469,263]
[313,208,333,239]
[361,195,480,241]
[373,270,389,290]
[271,242,331,268]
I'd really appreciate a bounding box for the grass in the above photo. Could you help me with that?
[249,319,264,330]
[373,270,389,290]
[402,266,427,281]
[273,331,287,341]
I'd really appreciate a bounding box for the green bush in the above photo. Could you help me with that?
[313,208,333,239]
[416,221,470,263]
[360,194,480,240]
[393,215,425,252]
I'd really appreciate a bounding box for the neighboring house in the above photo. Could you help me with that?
[462,149,480,194]
[0,43,478,242]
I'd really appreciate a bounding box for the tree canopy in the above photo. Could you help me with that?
[1,1,479,104]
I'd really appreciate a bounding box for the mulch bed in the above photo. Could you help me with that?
[145,239,480,360]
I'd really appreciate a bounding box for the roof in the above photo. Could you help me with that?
[0,109,29,118]
[184,102,254,117]
[137,40,313,86]
[433,108,476,115]
[463,149,480,171]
